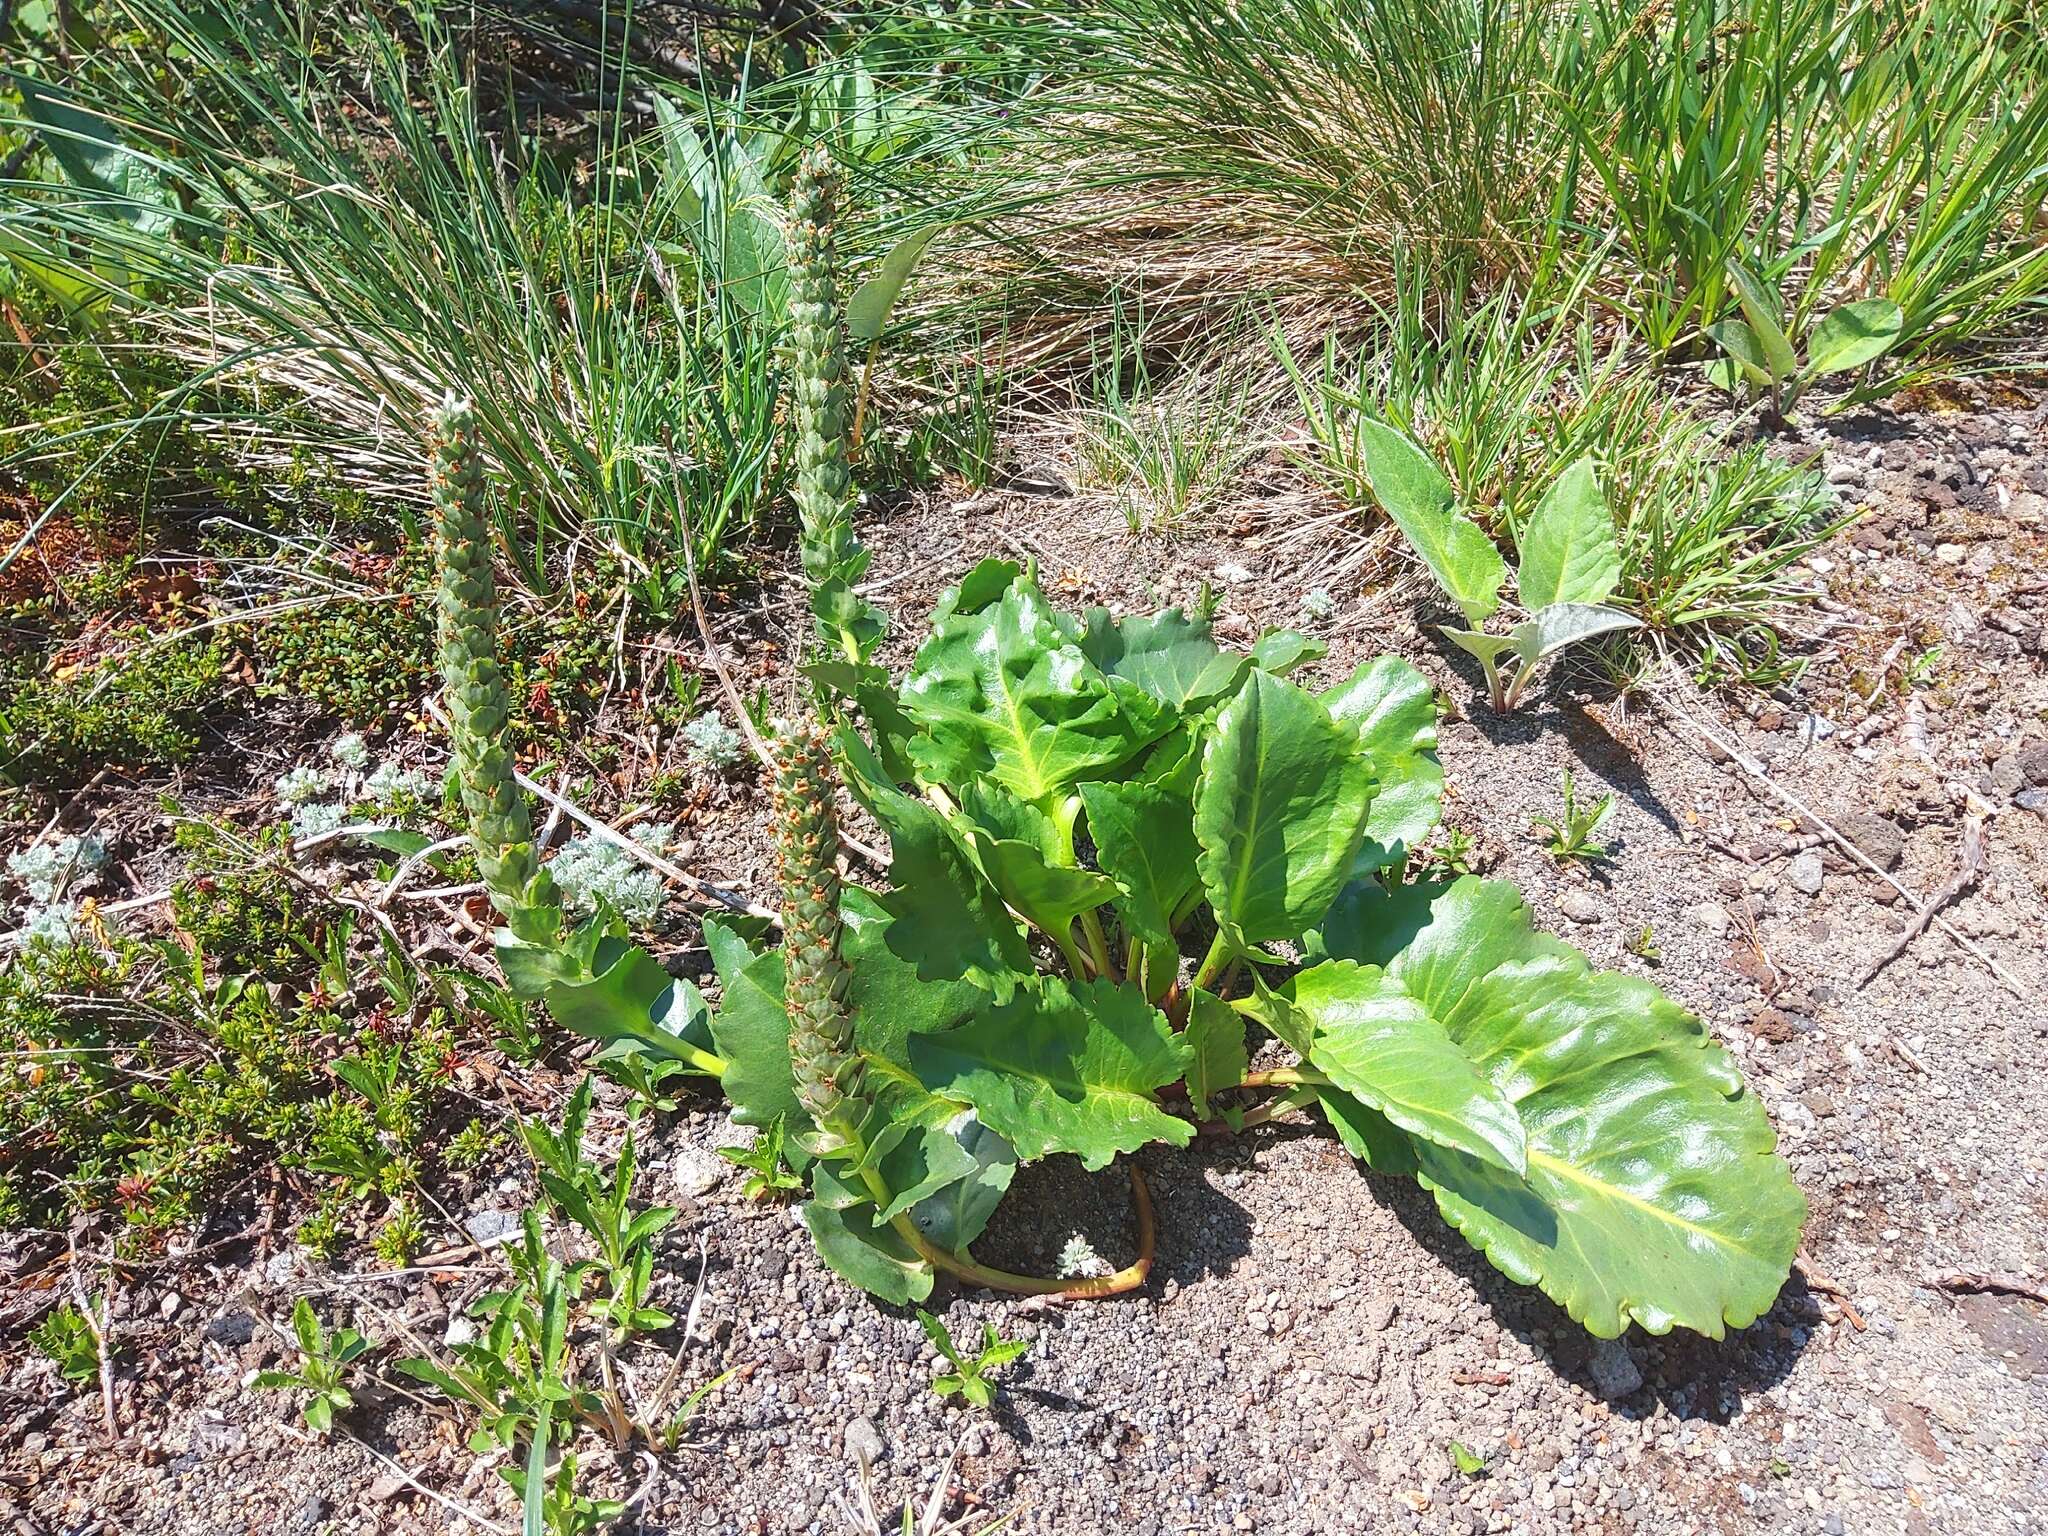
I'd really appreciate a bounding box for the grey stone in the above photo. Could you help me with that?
[1586,1339,1644,1400]
[845,1415,886,1467]
[1786,852,1824,897]
[203,1309,255,1346]
[1558,891,1602,925]
[672,1145,725,1197]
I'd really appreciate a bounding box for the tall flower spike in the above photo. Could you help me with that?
[771,717,865,1156]
[787,146,882,664]
[429,395,561,947]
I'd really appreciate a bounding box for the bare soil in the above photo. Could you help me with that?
[5,381,2047,1536]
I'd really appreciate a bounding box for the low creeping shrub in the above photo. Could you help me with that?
[428,152,1805,1341]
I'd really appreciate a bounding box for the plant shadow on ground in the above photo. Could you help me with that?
[1377,1174,1815,1424]
[1433,635,1685,844]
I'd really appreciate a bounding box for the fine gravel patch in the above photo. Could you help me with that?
[5,384,2045,1535]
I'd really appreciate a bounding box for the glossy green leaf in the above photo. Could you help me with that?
[846,225,942,342]
[1317,877,1806,1338]
[1195,669,1376,947]
[798,1166,934,1304]
[1079,780,1201,947]
[908,976,1193,1170]
[1183,988,1248,1119]
[904,1114,1018,1252]
[1509,604,1643,668]
[1320,656,1442,873]
[1353,418,1506,625]
[838,731,1033,998]
[1724,261,1798,384]
[1703,319,1772,389]
[1248,628,1327,676]
[1516,459,1621,609]
[702,925,797,1130]
[971,834,1119,940]
[1280,959,1527,1174]
[902,569,1170,800]
[1806,299,1904,378]
[1077,606,1248,712]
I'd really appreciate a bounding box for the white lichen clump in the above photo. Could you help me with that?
[274,765,330,806]
[548,822,678,925]
[330,732,371,771]
[1057,1232,1110,1280]
[1299,585,1337,624]
[364,760,434,804]
[682,711,747,771]
[8,833,109,905]
[5,833,110,950]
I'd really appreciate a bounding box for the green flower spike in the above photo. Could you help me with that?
[428,394,561,947]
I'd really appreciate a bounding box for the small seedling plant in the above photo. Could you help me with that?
[253,1296,371,1433]
[1707,258,1905,420]
[719,1112,805,1199]
[918,1310,1030,1409]
[30,1303,101,1383]
[431,150,1804,1342]
[1338,426,1642,710]
[1533,771,1618,865]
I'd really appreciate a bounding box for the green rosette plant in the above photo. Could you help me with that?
[431,156,1806,1340]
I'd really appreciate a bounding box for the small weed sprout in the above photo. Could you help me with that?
[330,732,371,772]
[30,1303,102,1382]
[1299,586,1337,626]
[1415,824,1478,880]
[718,1114,804,1200]
[1533,771,1617,865]
[252,1296,371,1433]
[918,1311,1030,1410]
[1450,1441,1486,1477]
[1056,1233,1109,1280]
[1625,923,1662,963]
[682,710,747,771]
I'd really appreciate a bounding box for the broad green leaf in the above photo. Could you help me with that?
[705,891,985,1132]
[903,569,1170,800]
[838,731,1033,998]
[1704,358,1747,394]
[905,1114,1018,1252]
[847,225,942,341]
[970,834,1119,940]
[1320,656,1442,873]
[539,936,712,1066]
[1702,319,1772,389]
[1516,459,1622,609]
[1806,299,1903,378]
[1077,606,1247,712]
[908,976,1193,1170]
[702,925,798,1130]
[1248,628,1327,675]
[1079,780,1200,947]
[1441,628,1519,669]
[956,781,1063,861]
[1183,988,1248,1119]
[1195,669,1376,947]
[1317,876,1806,1339]
[1317,1090,1418,1172]
[17,78,176,240]
[1724,261,1798,384]
[1509,604,1643,668]
[1353,418,1506,625]
[1283,959,1526,1175]
[798,1166,934,1304]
